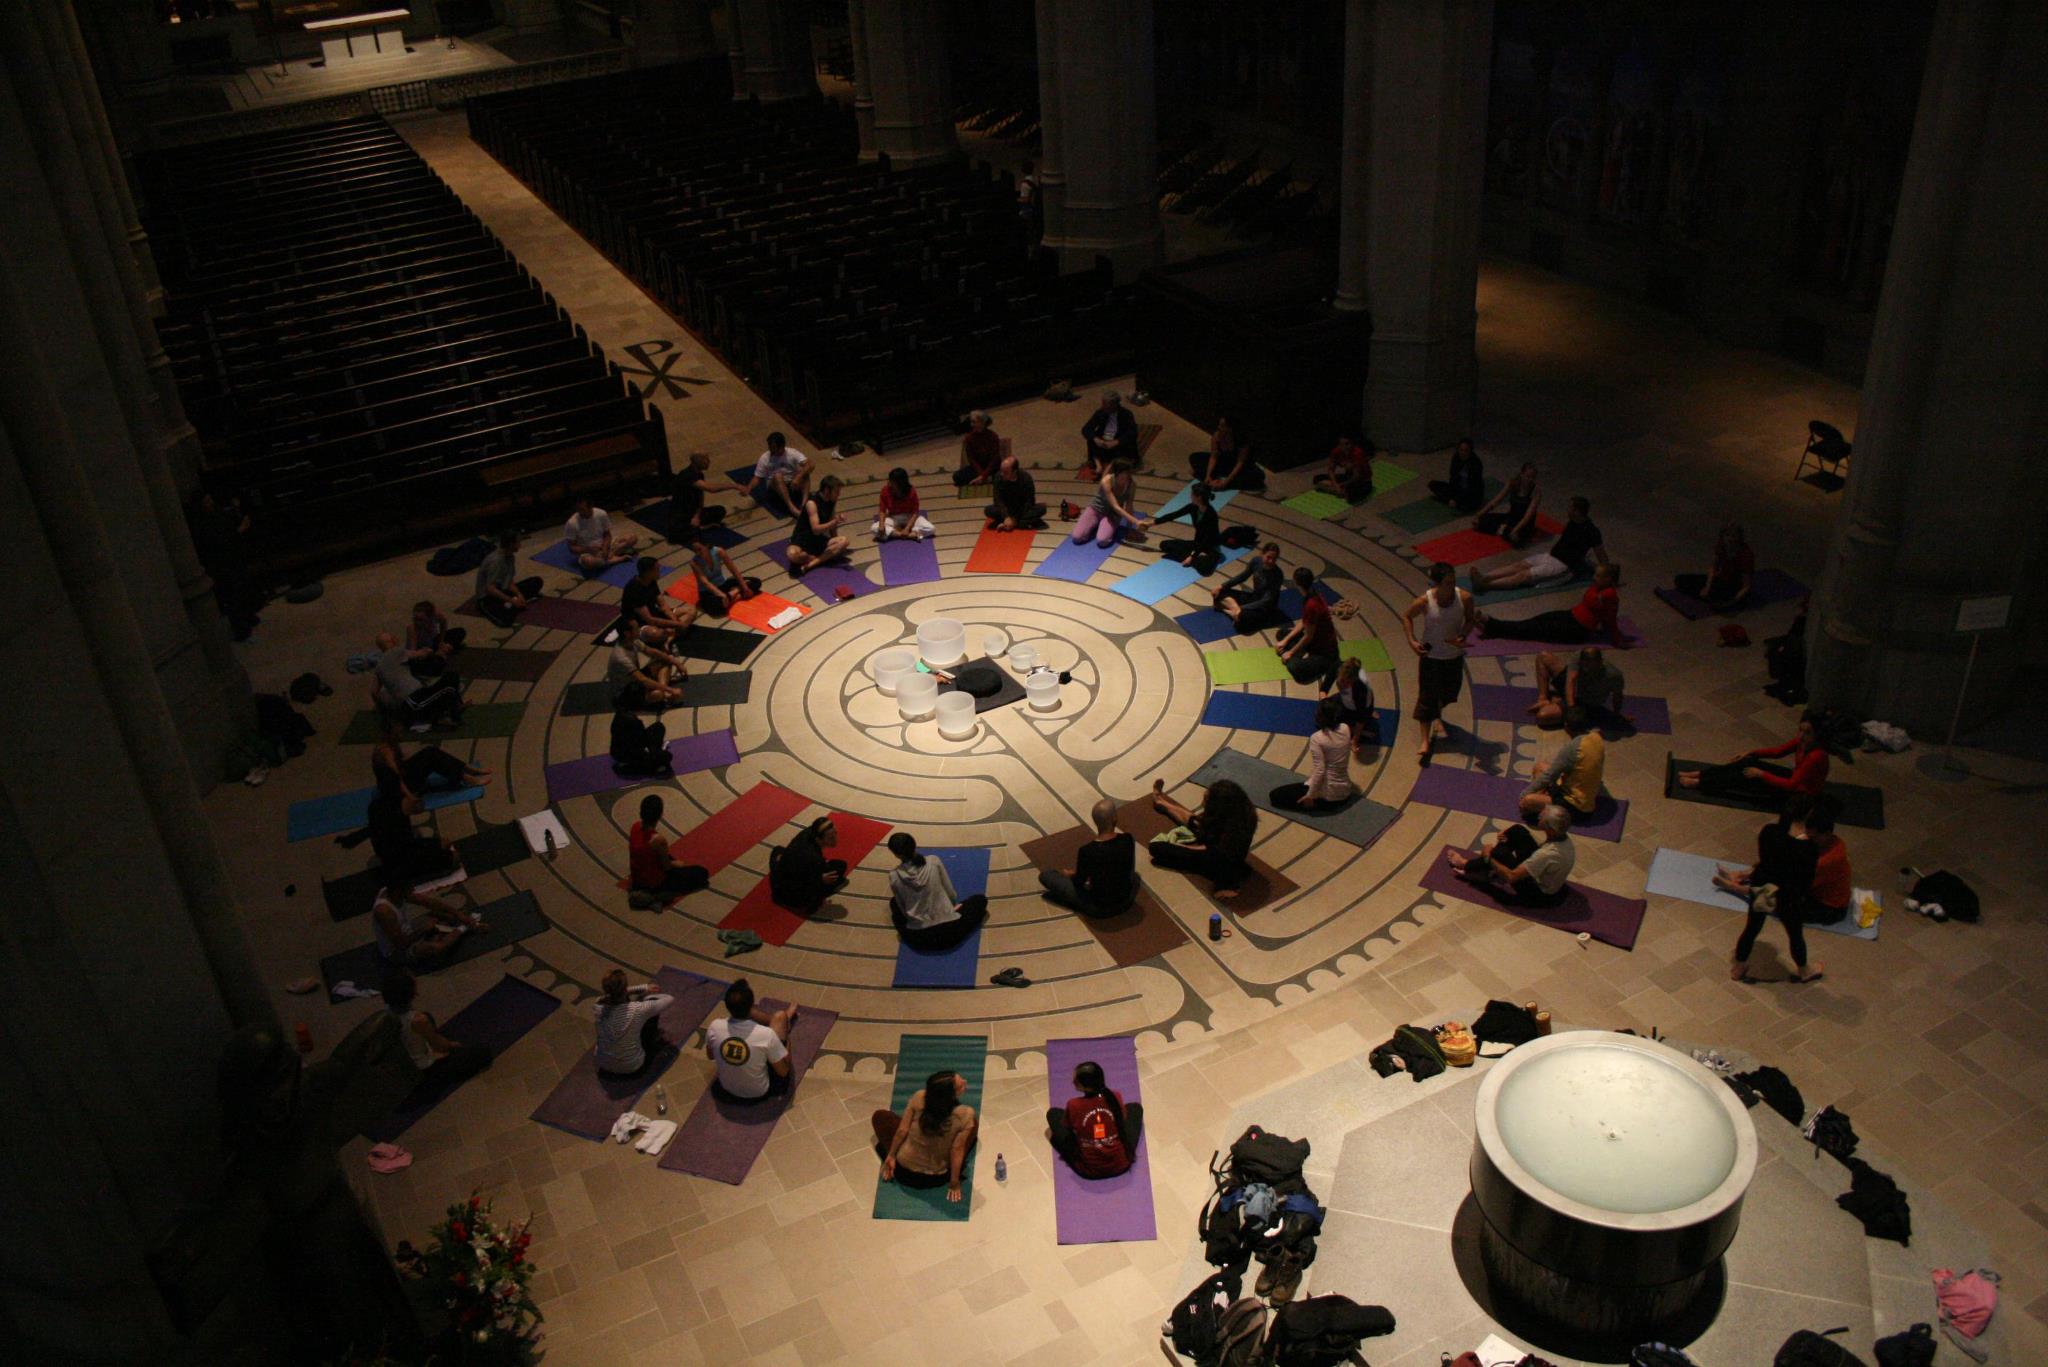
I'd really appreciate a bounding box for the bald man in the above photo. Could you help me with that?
[1039,798,1138,918]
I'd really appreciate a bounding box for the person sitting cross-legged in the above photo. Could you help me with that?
[1446,804,1576,907]
[366,789,458,885]
[705,978,800,1103]
[886,833,989,952]
[404,599,465,677]
[985,453,1045,531]
[1313,434,1374,503]
[1190,415,1264,492]
[1518,707,1607,824]
[1276,567,1340,687]
[787,476,851,574]
[374,631,464,729]
[687,536,761,617]
[475,531,545,628]
[608,624,685,710]
[1080,389,1139,476]
[872,1069,977,1203]
[1530,647,1629,729]
[1148,778,1258,899]
[383,966,493,1089]
[1039,798,1138,919]
[1214,542,1285,634]
[769,816,849,912]
[872,468,935,541]
[609,708,674,778]
[372,873,486,971]
[594,968,674,1078]
[620,556,693,644]
[745,431,812,519]
[955,411,1002,488]
[1047,1059,1144,1179]
[564,497,638,574]
[1154,480,1224,575]
[628,794,708,905]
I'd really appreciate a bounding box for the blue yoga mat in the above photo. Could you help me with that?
[626,500,748,547]
[1111,546,1249,606]
[530,540,658,588]
[1174,607,1237,643]
[726,464,808,515]
[1151,481,1240,522]
[891,848,992,988]
[1277,581,1342,616]
[286,782,483,842]
[1200,692,1398,745]
[1647,848,1879,941]
[1035,534,1121,583]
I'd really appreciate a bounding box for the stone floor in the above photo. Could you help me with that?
[206,108,2048,1365]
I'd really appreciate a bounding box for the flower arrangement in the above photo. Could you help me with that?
[395,1191,543,1364]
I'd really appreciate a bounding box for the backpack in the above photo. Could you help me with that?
[1219,523,1260,549]
[1872,1323,1936,1367]
[1907,870,1979,923]
[1199,1128,1315,1270]
[1220,1126,1310,1193]
[1213,1298,1268,1367]
[1630,1345,1698,1367]
[1774,1326,1865,1367]
[1933,1268,1998,1362]
[1164,1270,1239,1361]
[1263,1295,1395,1365]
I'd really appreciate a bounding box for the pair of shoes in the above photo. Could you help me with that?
[990,967,1031,988]
[1254,1263,1302,1303]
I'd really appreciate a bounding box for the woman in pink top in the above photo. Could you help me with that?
[1278,698,1355,810]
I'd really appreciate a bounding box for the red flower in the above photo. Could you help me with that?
[509,1251,523,1266]
[449,1221,468,1242]
[453,1272,468,1287]
[469,1195,482,1211]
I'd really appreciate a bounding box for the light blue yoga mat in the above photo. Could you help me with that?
[1111,546,1249,606]
[286,782,483,842]
[1647,848,1878,940]
[1034,534,1121,583]
[891,848,993,988]
[1151,481,1240,522]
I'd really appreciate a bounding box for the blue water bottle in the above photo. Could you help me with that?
[1208,912,1224,941]
[994,1153,1007,1184]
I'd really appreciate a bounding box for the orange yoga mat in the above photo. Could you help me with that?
[727,591,807,631]
[718,812,891,946]
[965,528,1036,574]
[665,573,700,605]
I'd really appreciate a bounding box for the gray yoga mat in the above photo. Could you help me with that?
[1192,746,1401,848]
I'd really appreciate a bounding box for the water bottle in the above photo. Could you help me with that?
[1208,912,1223,941]
[994,1153,1007,1184]
[654,1083,668,1115]
[543,827,557,856]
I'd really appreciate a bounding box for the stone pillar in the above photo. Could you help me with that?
[1808,0,2048,734]
[859,0,956,166]
[1331,0,1372,312]
[848,0,877,156]
[636,0,718,64]
[1044,0,1160,280]
[1362,0,1492,451]
[730,0,815,102]
[1033,0,1066,248]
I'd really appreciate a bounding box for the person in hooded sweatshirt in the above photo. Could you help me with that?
[886,833,989,952]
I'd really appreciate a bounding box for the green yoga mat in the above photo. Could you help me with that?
[1381,478,1502,535]
[872,1034,989,1222]
[1205,648,1294,686]
[1338,637,1397,672]
[1282,490,1352,520]
[338,702,526,744]
[1372,461,1419,496]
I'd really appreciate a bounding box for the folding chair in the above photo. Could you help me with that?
[1795,420,1852,487]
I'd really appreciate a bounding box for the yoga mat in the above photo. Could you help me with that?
[338,702,524,744]
[1468,683,1673,735]
[1645,848,1749,913]
[964,528,1036,574]
[1663,756,1886,830]
[871,1034,988,1221]
[878,537,942,586]
[560,671,752,716]
[1652,568,1811,621]
[1046,1036,1157,1244]
[1200,692,1397,743]
[365,975,561,1142]
[286,782,481,842]
[1406,765,1628,842]
[1192,747,1401,848]
[725,463,808,515]
[658,1002,838,1184]
[1018,824,1185,966]
[1338,637,1398,672]
[726,591,806,632]
[543,730,739,802]
[1151,481,1240,523]
[1380,480,1502,534]
[1419,845,1646,951]
[1415,528,1513,566]
[1471,568,1593,606]
[760,543,879,601]
[664,572,699,605]
[1117,796,1297,914]
[670,781,813,872]
[1110,549,1248,606]
[1174,607,1239,644]
[890,848,992,988]
[667,626,761,664]
[532,540,670,589]
[718,812,892,946]
[456,647,556,683]
[319,891,549,1002]
[454,822,531,877]
[528,967,729,1140]
[322,867,385,922]
[1204,648,1293,686]
[1033,534,1120,583]
[1282,490,1352,520]
[1463,617,1646,658]
[1276,581,1342,617]
[628,500,746,546]
[517,810,568,854]
[516,596,627,634]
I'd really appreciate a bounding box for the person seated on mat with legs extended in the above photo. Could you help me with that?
[886,834,990,952]
[1471,461,1541,546]
[1214,542,1285,633]
[1277,567,1341,686]
[1519,708,1606,824]
[788,475,851,573]
[373,873,486,971]
[1148,777,1258,899]
[1072,460,1151,548]
[1530,647,1628,729]
[594,968,674,1077]
[1471,496,1607,592]
[769,816,849,912]
[1190,415,1264,492]
[475,531,545,628]
[609,706,674,777]
[366,788,459,884]
[405,600,465,677]
[383,965,493,1088]
[705,979,800,1103]
[1047,1060,1144,1179]
[1039,797,1138,918]
[629,794,708,903]
[620,556,693,645]
[1715,795,1825,984]
[609,624,686,710]
[373,718,490,808]
[667,451,741,545]
[985,453,1045,531]
[1428,438,1486,511]
[374,632,465,730]
[872,1070,977,1203]
[1323,657,1378,757]
[1678,710,1831,802]
[1477,562,1627,647]
[1313,433,1374,503]
[1080,389,1139,476]
[1403,561,1477,762]
[565,497,639,574]
[1273,697,1355,811]
[1803,800,1853,926]
[1675,522,1756,609]
[872,467,935,541]
[1447,803,1576,907]
[955,411,1002,489]
[687,536,761,617]
[745,431,811,519]
[1155,480,1223,575]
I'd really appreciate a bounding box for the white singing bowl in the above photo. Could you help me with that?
[917,617,966,669]
[870,647,917,696]
[935,690,977,739]
[1026,672,1060,711]
[979,626,1010,659]
[896,671,939,720]
[1008,642,1039,673]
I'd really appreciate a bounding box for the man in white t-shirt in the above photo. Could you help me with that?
[1447,803,1577,906]
[565,498,638,574]
[744,432,811,518]
[703,978,799,1102]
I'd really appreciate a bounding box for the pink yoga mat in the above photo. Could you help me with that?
[1046,1036,1156,1245]
[658,1003,838,1184]
[1462,617,1645,658]
[1418,845,1645,950]
[528,967,728,1140]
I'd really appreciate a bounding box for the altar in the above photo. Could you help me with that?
[305,8,410,67]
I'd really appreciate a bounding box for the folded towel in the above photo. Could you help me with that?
[609,1110,651,1144]
[718,929,763,958]
[634,1119,678,1156]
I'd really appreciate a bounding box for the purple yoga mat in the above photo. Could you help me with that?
[1406,765,1628,842]
[1462,617,1646,658]
[519,596,627,633]
[1653,568,1810,621]
[543,731,740,801]
[1418,845,1646,950]
[1467,684,1672,735]
[659,1003,838,1184]
[1034,534,1121,583]
[366,976,562,1141]
[761,543,879,601]
[1046,1037,1157,1245]
[878,537,942,586]
[528,967,729,1140]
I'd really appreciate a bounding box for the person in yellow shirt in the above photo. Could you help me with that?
[1520,709,1607,821]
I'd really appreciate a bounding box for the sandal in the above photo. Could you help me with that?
[990,967,1031,988]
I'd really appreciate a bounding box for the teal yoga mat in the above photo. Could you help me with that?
[872,1034,989,1222]
[1647,848,1878,941]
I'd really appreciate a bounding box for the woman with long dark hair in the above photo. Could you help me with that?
[872,1070,978,1203]
[1147,777,1258,897]
[873,467,935,541]
[1675,522,1756,608]
[1047,1060,1145,1178]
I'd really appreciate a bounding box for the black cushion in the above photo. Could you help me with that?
[953,664,1002,698]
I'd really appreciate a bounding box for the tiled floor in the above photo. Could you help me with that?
[209,109,2048,1364]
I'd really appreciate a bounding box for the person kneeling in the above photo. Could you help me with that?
[1447,804,1576,906]
[1039,798,1137,918]
[628,794,708,906]
[872,1070,977,1204]
[706,979,799,1103]
[1047,1060,1144,1179]
[887,833,989,951]
[594,968,673,1077]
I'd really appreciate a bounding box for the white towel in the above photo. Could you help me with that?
[633,1119,677,1156]
[609,1110,650,1144]
[767,606,804,629]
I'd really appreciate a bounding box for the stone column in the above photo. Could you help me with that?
[860,0,955,165]
[730,0,815,102]
[1808,0,2048,734]
[1362,0,1492,451]
[1045,0,1160,280]
[60,1,162,310]
[1033,0,1067,248]
[848,0,877,157]
[636,0,718,64]
[1331,0,1372,312]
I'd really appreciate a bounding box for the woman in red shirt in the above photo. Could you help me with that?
[1477,562,1628,646]
[1679,710,1831,804]
[1045,1060,1143,1179]
[872,467,934,541]
[1278,567,1342,686]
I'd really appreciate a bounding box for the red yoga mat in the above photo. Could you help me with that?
[718,812,892,946]
[670,782,813,874]
[1415,515,1567,567]
[964,528,1036,574]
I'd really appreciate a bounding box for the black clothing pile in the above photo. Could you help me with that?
[1471,999,1540,1052]
[1734,1065,1806,1126]
[1264,1295,1395,1365]
[1368,1025,1445,1082]
[1837,1156,1913,1245]
[1803,1105,1860,1162]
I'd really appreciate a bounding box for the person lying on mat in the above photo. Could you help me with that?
[404,600,465,677]
[1677,709,1830,801]
[1277,567,1341,687]
[872,1069,977,1203]
[1047,1059,1145,1179]
[594,968,674,1077]
[1080,389,1139,476]
[373,873,486,970]
[1520,709,1606,823]
[366,789,459,885]
[383,966,493,1089]
[1190,415,1264,492]
[1446,804,1575,906]
[1214,542,1285,633]
[746,431,812,519]
[374,632,465,730]
[1039,798,1138,918]
[620,557,694,644]
[886,834,990,952]
[629,795,708,903]
[1675,522,1755,608]
[610,708,675,778]
[956,411,1002,488]
[1313,433,1373,503]
[1274,698,1355,811]
[1428,438,1486,512]
[1155,480,1223,575]
[1470,496,1607,592]
[1148,777,1258,898]
[1471,461,1542,546]
[609,624,686,710]
[1476,562,1627,647]
[565,497,639,574]
[1713,795,1825,984]
[687,537,761,617]
[873,468,935,542]
[788,475,851,573]
[1530,648,1628,729]
[706,979,800,1103]
[1324,657,1378,757]
[1072,460,1151,548]
[769,816,849,912]
[986,453,1045,531]
[668,451,741,544]
[475,530,545,629]
[373,718,490,808]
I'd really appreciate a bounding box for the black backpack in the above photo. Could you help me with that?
[1164,1270,1239,1362]
[1872,1323,1936,1367]
[1198,1127,1316,1271]
[1264,1295,1396,1366]
[1909,870,1980,922]
[1775,1326,1866,1367]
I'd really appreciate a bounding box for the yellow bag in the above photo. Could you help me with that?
[1436,1022,1477,1067]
